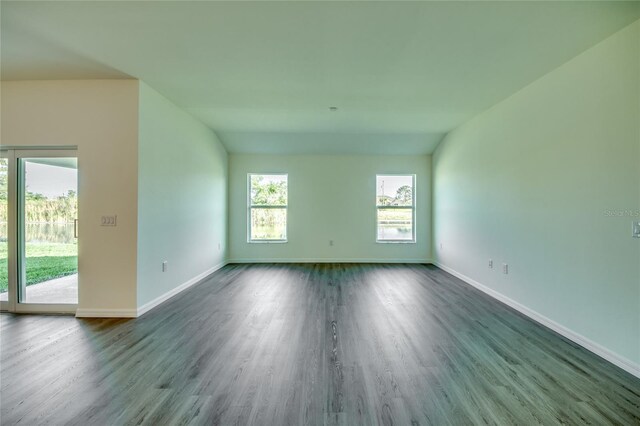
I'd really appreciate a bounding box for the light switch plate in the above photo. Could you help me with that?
[101,215,117,226]
[633,221,640,238]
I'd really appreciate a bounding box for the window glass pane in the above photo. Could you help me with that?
[250,174,287,206]
[377,208,413,241]
[22,158,78,304]
[376,175,413,206]
[251,208,287,240]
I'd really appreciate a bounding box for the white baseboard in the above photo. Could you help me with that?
[136,261,227,317]
[434,261,640,379]
[228,258,432,264]
[75,308,137,318]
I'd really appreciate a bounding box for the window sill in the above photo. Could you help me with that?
[376,240,416,244]
[248,240,288,244]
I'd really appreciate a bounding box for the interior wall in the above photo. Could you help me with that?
[229,154,431,262]
[1,80,140,315]
[137,82,228,309]
[432,21,640,368]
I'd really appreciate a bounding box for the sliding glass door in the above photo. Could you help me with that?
[0,154,9,309]
[1,149,78,313]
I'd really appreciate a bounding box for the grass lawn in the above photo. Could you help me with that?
[0,242,77,292]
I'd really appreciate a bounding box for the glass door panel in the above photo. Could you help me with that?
[19,157,78,305]
[0,157,8,303]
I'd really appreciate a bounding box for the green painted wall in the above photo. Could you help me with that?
[229,154,431,262]
[433,21,640,367]
[137,82,228,308]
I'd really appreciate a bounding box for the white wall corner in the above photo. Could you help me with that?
[136,261,228,317]
[434,262,640,379]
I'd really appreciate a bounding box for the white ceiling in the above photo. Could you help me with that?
[2,1,639,154]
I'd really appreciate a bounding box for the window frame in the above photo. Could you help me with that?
[247,173,288,243]
[375,174,416,244]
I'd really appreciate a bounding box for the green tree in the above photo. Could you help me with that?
[395,185,412,205]
[0,160,7,201]
[26,191,46,201]
[377,195,394,206]
[251,176,287,206]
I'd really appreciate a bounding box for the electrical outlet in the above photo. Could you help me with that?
[502,263,508,274]
[101,215,117,226]
[218,243,221,251]
[489,259,493,269]
[440,243,443,250]
[162,261,168,272]
[329,240,334,246]
[633,221,640,238]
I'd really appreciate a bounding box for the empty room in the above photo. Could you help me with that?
[1,1,639,425]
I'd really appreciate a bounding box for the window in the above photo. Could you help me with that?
[376,174,415,242]
[248,174,288,242]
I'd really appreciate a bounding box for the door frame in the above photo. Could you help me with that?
[1,150,15,312]
[1,149,78,314]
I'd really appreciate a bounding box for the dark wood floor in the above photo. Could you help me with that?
[1,264,638,425]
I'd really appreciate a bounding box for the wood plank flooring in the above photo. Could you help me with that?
[1,263,639,425]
